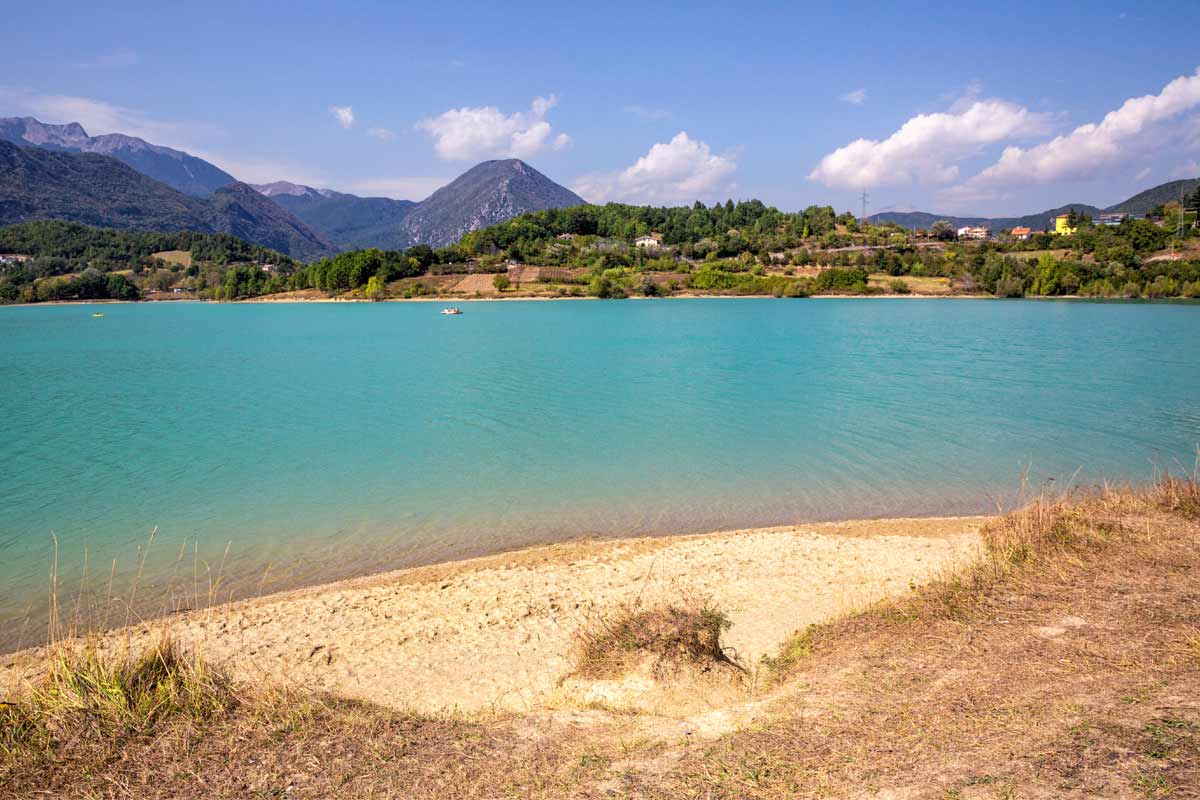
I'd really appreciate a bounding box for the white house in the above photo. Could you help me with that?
[634,233,662,248]
[956,226,989,240]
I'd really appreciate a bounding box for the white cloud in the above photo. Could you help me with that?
[809,99,1054,189]
[961,68,1200,191]
[366,127,395,141]
[624,105,671,120]
[572,132,737,205]
[0,87,198,144]
[416,95,571,161]
[329,105,355,129]
[1135,166,1153,182]
[841,89,867,106]
[339,176,451,201]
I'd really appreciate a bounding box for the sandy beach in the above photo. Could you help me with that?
[1,516,984,714]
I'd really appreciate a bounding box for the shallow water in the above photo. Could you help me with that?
[2,298,1198,648]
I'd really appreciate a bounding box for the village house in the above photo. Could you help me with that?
[956,226,989,240]
[1054,214,1077,235]
[1095,213,1127,226]
[555,232,575,241]
[1010,226,1033,241]
[0,253,32,265]
[634,233,663,248]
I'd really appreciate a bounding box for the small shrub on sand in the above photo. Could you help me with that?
[1,637,235,767]
[573,600,743,679]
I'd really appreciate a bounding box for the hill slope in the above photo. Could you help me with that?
[869,204,1103,232]
[0,140,332,260]
[1107,177,1200,215]
[0,117,235,197]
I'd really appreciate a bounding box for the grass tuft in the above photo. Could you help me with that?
[1,637,236,768]
[573,599,743,679]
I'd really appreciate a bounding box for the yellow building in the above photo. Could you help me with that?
[1054,214,1076,235]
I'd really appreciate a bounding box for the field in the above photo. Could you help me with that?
[867,273,956,294]
[150,250,193,267]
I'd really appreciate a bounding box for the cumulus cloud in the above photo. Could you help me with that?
[573,132,736,205]
[958,68,1200,191]
[841,89,867,105]
[416,95,570,160]
[809,99,1053,189]
[366,127,395,141]
[329,105,355,128]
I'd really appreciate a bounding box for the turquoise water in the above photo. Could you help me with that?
[2,298,1199,648]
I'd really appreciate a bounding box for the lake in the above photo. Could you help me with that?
[2,298,1198,649]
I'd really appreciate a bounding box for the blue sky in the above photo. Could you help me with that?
[2,0,1198,216]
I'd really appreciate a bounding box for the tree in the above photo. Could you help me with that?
[364,275,388,301]
[930,220,957,241]
[1187,186,1200,215]
[493,274,511,292]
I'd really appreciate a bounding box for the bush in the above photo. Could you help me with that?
[588,273,627,299]
[814,267,869,293]
[888,278,911,294]
[994,275,1026,298]
[493,274,511,292]
[573,600,742,679]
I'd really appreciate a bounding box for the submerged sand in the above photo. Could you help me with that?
[1,516,985,713]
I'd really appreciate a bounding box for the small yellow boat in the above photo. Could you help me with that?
[91,313,105,317]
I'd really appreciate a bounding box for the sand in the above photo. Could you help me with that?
[0,517,984,714]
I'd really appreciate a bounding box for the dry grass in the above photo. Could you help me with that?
[1,637,235,770]
[866,273,955,295]
[2,479,1198,798]
[573,599,743,679]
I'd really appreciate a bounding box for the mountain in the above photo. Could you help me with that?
[255,185,417,251]
[1107,178,1200,216]
[0,139,332,260]
[207,183,335,260]
[868,176,1199,232]
[399,159,585,248]
[258,159,586,251]
[0,117,235,197]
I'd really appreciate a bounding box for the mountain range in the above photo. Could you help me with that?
[0,117,235,197]
[255,159,585,250]
[0,116,587,257]
[0,139,334,260]
[868,179,1199,231]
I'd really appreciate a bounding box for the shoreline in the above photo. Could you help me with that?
[1,514,988,713]
[6,293,1200,308]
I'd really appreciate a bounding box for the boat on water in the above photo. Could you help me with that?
[91,313,105,317]
[441,307,463,315]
